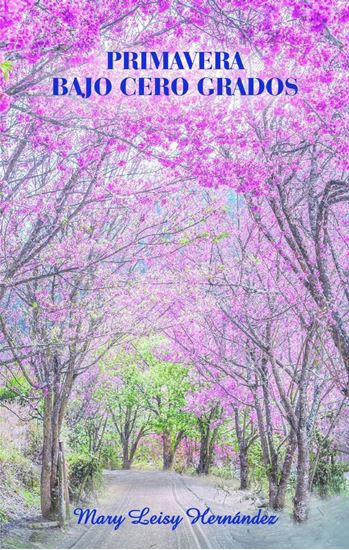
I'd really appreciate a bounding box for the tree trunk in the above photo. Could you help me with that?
[254,393,278,505]
[41,390,54,518]
[57,442,70,524]
[40,360,73,521]
[239,444,249,489]
[162,431,174,470]
[40,400,68,520]
[122,440,131,469]
[293,335,311,522]
[197,429,210,475]
[234,409,250,490]
[273,432,297,510]
[268,476,278,508]
[293,425,310,522]
[122,458,131,469]
[254,362,280,508]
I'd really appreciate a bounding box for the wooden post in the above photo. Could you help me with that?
[57,441,70,525]
[57,445,65,526]
[61,441,71,520]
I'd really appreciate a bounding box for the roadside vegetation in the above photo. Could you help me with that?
[1,339,348,531]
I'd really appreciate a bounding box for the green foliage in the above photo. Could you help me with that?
[68,452,103,502]
[101,337,196,457]
[23,423,43,464]
[340,461,349,473]
[99,443,121,470]
[0,438,40,526]
[135,342,195,444]
[0,507,9,524]
[228,430,267,488]
[0,376,31,404]
[133,442,162,468]
[66,415,91,452]
[0,442,36,488]
[101,354,146,411]
[213,231,230,243]
[312,431,346,496]
[22,488,40,508]
[0,60,13,80]
[313,460,346,496]
[210,465,234,480]
[248,441,266,483]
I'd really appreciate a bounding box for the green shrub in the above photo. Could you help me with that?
[0,441,37,489]
[0,376,31,404]
[133,444,162,468]
[68,452,103,502]
[248,441,267,486]
[311,431,347,496]
[313,461,346,496]
[0,438,40,526]
[99,444,121,470]
[340,461,349,473]
[210,465,233,480]
[0,507,9,524]
[24,423,43,464]
[22,488,40,507]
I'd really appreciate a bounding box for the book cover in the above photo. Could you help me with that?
[0,1,348,549]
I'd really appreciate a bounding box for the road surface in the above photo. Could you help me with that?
[2,470,349,548]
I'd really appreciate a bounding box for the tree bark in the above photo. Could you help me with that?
[40,357,73,520]
[110,406,147,471]
[122,458,131,469]
[162,431,174,470]
[254,359,280,507]
[239,444,249,489]
[293,334,312,522]
[234,408,252,490]
[122,441,131,469]
[253,364,296,510]
[273,432,297,510]
[41,396,67,519]
[197,427,210,475]
[293,425,310,522]
[41,390,53,518]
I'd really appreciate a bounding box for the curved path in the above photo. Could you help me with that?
[4,470,349,548]
[55,471,349,549]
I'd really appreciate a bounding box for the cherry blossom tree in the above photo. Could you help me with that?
[1,0,348,526]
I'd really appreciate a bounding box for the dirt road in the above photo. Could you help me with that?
[2,470,349,549]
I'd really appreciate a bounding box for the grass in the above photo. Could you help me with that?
[0,439,40,526]
[0,507,9,523]
[22,488,40,508]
